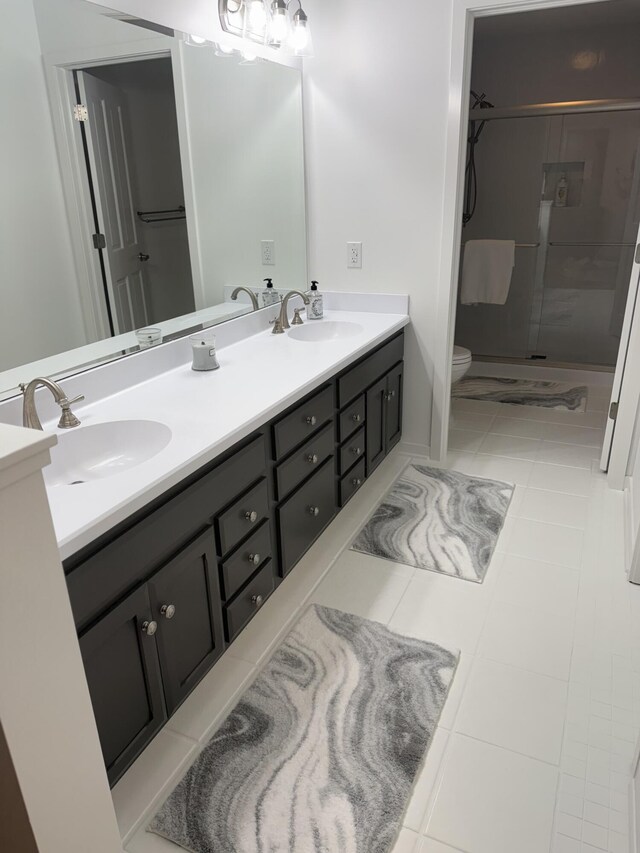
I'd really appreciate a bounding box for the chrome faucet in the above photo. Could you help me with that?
[272,290,310,334]
[230,286,260,311]
[19,378,85,430]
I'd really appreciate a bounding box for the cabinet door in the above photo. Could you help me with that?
[366,375,387,475]
[385,362,404,452]
[148,528,224,715]
[79,585,165,787]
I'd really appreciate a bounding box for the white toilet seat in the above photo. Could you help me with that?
[451,345,472,385]
[453,345,472,364]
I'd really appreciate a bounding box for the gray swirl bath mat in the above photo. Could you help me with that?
[351,463,513,582]
[148,604,458,853]
[453,375,588,411]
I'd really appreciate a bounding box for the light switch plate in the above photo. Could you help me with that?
[347,242,362,268]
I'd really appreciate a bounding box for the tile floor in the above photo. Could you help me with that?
[120,383,640,853]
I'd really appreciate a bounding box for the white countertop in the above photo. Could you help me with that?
[42,307,409,561]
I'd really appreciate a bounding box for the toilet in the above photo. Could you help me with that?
[452,345,472,385]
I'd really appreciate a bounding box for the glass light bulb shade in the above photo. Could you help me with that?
[248,0,267,33]
[241,46,258,61]
[290,18,312,55]
[269,7,289,44]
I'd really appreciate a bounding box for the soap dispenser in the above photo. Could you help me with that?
[261,278,280,307]
[306,280,323,320]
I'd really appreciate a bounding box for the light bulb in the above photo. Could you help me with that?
[241,47,258,61]
[215,42,235,55]
[189,34,207,45]
[269,0,288,43]
[290,7,311,53]
[248,0,267,33]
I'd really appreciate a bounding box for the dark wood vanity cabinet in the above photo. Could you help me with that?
[64,328,404,787]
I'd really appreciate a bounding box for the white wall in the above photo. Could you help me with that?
[301,0,452,453]
[0,0,88,373]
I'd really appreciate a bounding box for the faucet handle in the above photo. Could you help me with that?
[57,394,84,429]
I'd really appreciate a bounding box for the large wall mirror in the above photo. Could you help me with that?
[1,0,307,399]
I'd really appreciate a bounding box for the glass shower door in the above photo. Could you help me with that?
[455,115,552,359]
[531,110,640,366]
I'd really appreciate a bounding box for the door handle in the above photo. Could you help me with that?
[138,252,150,262]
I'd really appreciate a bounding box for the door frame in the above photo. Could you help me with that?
[430,0,628,464]
[42,35,205,342]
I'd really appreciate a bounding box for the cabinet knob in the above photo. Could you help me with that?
[308,505,320,517]
[352,413,362,423]
[245,510,258,523]
[248,553,261,566]
[306,415,317,426]
[160,604,176,620]
[386,390,396,401]
[307,453,319,464]
[251,594,264,608]
[352,477,362,487]
[351,446,362,456]
[141,620,158,636]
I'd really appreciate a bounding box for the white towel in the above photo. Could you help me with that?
[460,239,515,305]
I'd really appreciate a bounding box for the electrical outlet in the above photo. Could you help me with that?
[261,240,275,265]
[347,242,362,269]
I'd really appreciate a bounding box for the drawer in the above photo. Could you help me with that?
[272,385,334,460]
[339,426,365,475]
[339,457,366,507]
[217,478,270,556]
[337,332,404,407]
[67,433,267,632]
[278,458,336,576]
[275,422,334,501]
[339,394,365,442]
[219,521,272,601]
[224,561,275,642]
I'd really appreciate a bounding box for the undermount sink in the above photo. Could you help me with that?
[288,320,364,342]
[44,419,172,487]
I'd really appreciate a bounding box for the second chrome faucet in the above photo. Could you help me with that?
[272,290,310,334]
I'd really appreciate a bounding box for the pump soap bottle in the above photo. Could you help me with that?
[307,280,323,319]
[261,278,280,307]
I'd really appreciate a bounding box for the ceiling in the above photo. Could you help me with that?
[474,0,640,38]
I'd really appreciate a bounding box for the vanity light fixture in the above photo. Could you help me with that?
[218,0,313,56]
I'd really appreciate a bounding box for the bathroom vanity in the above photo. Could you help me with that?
[57,320,405,785]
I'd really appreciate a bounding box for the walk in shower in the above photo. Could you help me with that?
[455,100,640,368]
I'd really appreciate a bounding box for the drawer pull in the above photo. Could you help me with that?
[251,594,264,608]
[306,415,317,426]
[160,604,176,620]
[245,510,258,523]
[141,620,158,637]
[308,505,320,517]
[352,477,362,487]
[351,446,363,456]
[352,413,362,423]
[307,453,319,464]
[248,553,261,566]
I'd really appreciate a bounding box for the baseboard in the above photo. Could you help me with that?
[624,476,635,578]
[398,441,430,460]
